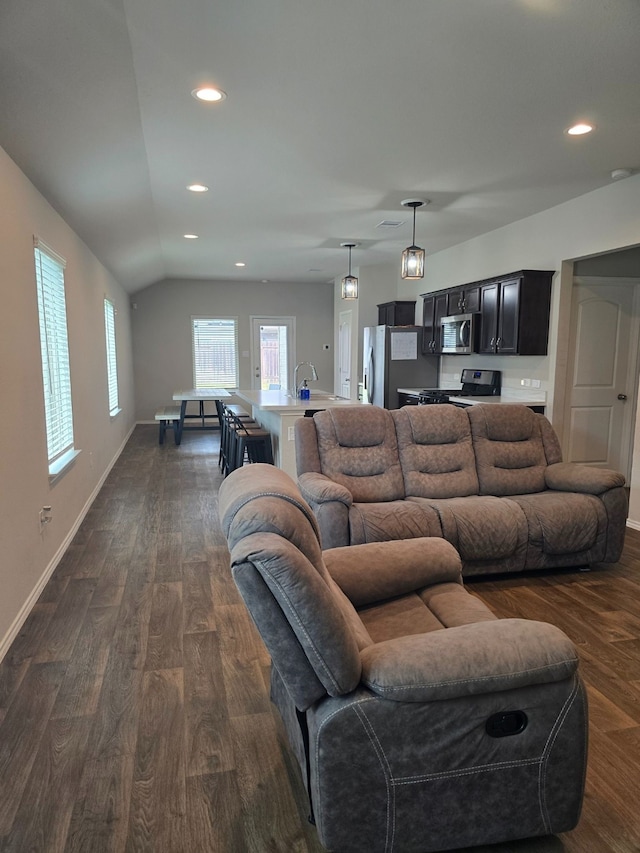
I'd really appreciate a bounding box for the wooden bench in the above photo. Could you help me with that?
[155,406,181,445]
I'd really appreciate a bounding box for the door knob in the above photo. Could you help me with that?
[618,394,628,400]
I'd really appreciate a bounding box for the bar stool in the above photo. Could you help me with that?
[228,412,273,473]
[215,401,254,475]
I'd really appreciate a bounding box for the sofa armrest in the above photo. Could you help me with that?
[545,462,625,494]
[360,618,578,702]
[298,471,353,507]
[324,538,462,606]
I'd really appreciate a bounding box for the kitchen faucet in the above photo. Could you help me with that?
[294,361,318,394]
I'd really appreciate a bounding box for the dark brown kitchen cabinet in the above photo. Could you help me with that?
[422,292,449,353]
[377,300,416,326]
[447,285,480,315]
[478,270,553,355]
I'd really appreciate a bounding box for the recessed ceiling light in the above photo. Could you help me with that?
[235,262,245,267]
[192,86,226,102]
[611,168,633,181]
[187,183,209,193]
[566,123,594,136]
[184,234,199,239]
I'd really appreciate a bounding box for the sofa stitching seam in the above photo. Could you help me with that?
[354,704,395,853]
[313,697,378,837]
[537,674,581,833]
[393,756,542,785]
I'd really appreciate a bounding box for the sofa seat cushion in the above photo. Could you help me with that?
[312,407,405,502]
[358,581,497,644]
[468,405,549,495]
[349,499,442,545]
[358,593,450,643]
[408,495,528,570]
[392,405,480,498]
[510,491,607,557]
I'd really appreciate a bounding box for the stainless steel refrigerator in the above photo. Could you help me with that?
[362,325,439,408]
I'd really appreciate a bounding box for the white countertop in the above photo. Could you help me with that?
[397,388,545,407]
[236,389,369,413]
[453,396,545,407]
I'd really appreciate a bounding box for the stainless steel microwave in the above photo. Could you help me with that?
[441,313,477,354]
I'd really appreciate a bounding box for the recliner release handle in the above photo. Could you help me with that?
[485,710,528,738]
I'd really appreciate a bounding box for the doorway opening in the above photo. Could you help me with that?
[564,277,640,479]
[558,246,640,493]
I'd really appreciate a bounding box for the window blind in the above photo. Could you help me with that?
[104,298,119,414]
[192,317,238,388]
[34,240,75,464]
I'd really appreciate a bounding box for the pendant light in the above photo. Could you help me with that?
[340,242,359,299]
[401,198,428,279]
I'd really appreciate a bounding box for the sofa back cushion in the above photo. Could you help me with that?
[393,405,479,498]
[468,404,548,495]
[219,464,364,708]
[312,407,405,502]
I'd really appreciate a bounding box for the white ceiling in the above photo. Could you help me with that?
[1,0,638,293]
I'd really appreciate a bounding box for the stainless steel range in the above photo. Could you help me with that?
[418,369,501,405]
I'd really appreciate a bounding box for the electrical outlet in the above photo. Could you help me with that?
[39,506,53,527]
[521,378,531,387]
[531,379,541,388]
[288,426,295,441]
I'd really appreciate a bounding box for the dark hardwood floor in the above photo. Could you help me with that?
[0,424,639,852]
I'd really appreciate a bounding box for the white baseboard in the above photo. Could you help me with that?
[626,518,640,531]
[0,423,136,663]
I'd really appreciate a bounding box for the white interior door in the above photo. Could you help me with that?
[565,279,640,477]
[338,310,352,398]
[250,317,295,391]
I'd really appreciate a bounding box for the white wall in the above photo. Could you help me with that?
[333,262,402,398]
[132,277,335,419]
[0,146,136,656]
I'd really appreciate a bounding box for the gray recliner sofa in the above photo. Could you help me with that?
[218,463,588,853]
[295,403,627,576]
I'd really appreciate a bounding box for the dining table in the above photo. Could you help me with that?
[171,388,231,444]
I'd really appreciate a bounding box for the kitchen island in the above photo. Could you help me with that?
[235,389,369,479]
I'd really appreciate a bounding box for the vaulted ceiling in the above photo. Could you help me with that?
[1,0,638,293]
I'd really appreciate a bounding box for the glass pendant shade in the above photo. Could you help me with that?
[401,245,425,279]
[341,274,358,299]
[401,199,426,280]
[340,243,359,299]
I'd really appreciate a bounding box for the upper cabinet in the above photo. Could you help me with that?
[446,284,481,315]
[422,269,553,356]
[377,300,416,326]
[422,292,449,354]
[478,271,553,355]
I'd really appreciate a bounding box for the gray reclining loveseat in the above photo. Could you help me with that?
[218,463,588,852]
[295,403,627,575]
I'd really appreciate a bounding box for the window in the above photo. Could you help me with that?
[104,298,119,415]
[192,317,238,388]
[34,239,76,475]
